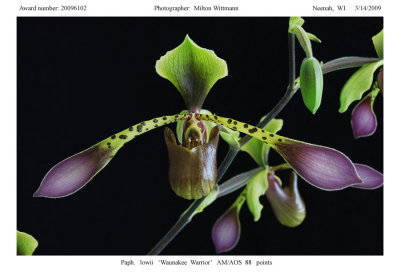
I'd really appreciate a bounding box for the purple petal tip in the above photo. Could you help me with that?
[212,207,241,254]
[274,140,362,190]
[34,145,112,198]
[353,164,383,189]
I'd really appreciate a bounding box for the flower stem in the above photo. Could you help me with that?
[270,163,292,172]
[147,36,379,255]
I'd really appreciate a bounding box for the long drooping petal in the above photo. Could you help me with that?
[351,89,379,139]
[266,171,306,227]
[212,193,245,254]
[33,143,118,198]
[164,126,219,200]
[197,114,363,190]
[35,114,190,198]
[352,164,383,189]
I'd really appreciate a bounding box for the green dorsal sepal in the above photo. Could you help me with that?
[101,113,191,154]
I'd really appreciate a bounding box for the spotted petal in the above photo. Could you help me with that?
[196,114,364,190]
[351,88,379,139]
[266,171,306,227]
[352,164,383,189]
[35,114,190,198]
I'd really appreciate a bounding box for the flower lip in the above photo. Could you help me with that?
[351,90,378,139]
[266,171,306,227]
[164,126,219,199]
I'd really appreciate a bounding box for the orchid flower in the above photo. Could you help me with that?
[29,17,384,257]
[211,116,383,253]
[35,35,382,202]
[339,29,383,138]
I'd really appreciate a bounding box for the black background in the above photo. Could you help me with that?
[17,17,383,255]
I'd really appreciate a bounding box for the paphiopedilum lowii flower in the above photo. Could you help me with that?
[35,35,382,204]
[339,29,383,138]
[35,35,227,199]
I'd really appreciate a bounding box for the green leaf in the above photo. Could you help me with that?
[307,32,321,43]
[17,231,38,255]
[245,168,268,222]
[339,60,384,113]
[372,29,383,59]
[156,35,228,110]
[288,17,304,33]
[241,118,283,167]
[300,57,324,114]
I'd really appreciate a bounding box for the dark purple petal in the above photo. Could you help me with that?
[34,144,114,198]
[273,139,363,190]
[352,164,383,189]
[351,93,377,139]
[212,205,241,254]
[266,171,306,227]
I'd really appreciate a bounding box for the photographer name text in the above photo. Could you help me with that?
[154,5,239,12]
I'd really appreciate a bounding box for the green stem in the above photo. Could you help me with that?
[270,163,292,172]
[217,167,263,198]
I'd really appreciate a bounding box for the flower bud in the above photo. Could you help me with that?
[212,193,245,253]
[351,88,379,139]
[300,57,324,114]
